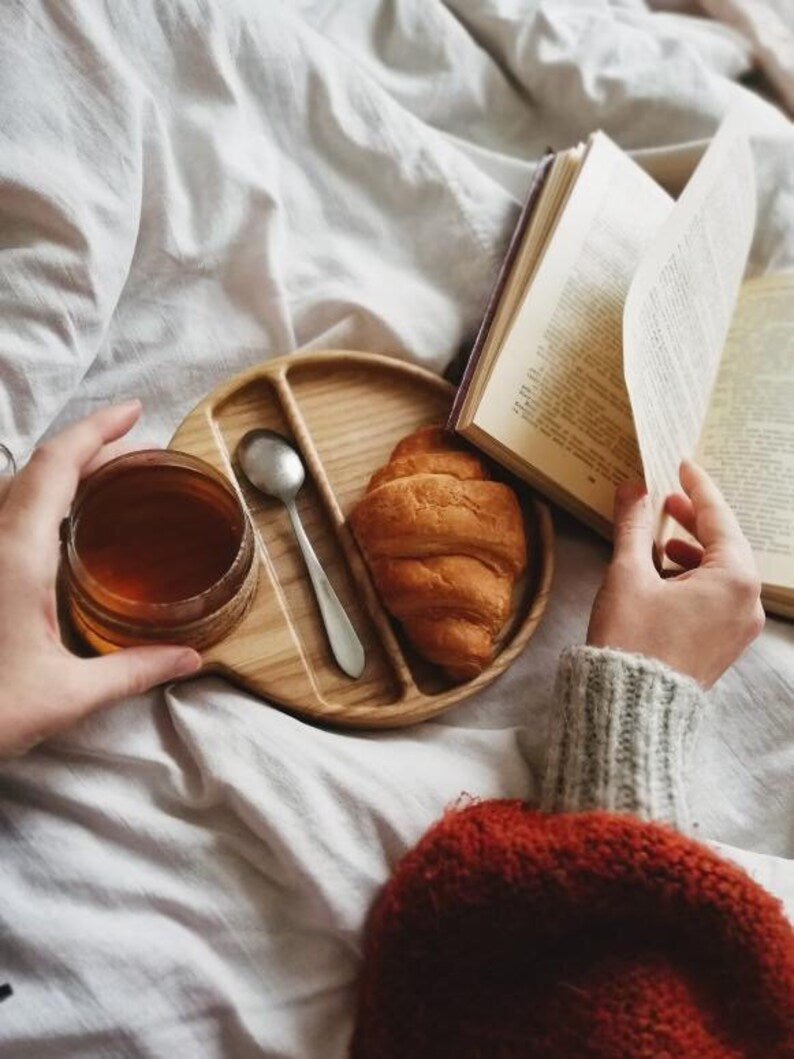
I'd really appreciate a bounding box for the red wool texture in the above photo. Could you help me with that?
[352,802,794,1058]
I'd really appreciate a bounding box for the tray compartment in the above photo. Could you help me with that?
[210,375,402,708]
[285,356,461,694]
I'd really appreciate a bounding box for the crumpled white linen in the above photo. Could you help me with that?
[1,1,794,1056]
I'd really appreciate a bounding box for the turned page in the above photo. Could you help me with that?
[697,273,794,590]
[622,110,757,523]
[472,132,672,528]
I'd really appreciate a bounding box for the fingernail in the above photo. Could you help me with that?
[174,649,202,676]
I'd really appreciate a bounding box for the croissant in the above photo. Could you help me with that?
[349,426,527,680]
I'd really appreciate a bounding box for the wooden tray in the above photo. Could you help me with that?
[170,350,554,728]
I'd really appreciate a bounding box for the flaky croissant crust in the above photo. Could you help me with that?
[349,426,527,679]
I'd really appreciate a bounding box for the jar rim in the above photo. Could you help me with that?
[65,449,254,622]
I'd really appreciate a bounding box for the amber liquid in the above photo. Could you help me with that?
[74,466,244,604]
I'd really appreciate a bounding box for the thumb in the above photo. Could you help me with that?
[75,646,202,715]
[611,480,654,570]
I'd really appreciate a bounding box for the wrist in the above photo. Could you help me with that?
[584,635,706,688]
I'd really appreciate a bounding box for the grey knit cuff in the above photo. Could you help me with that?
[541,645,706,832]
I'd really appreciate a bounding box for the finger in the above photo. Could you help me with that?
[664,492,696,536]
[3,402,141,550]
[678,459,750,557]
[68,646,202,720]
[611,480,655,570]
[664,537,704,570]
[82,437,160,477]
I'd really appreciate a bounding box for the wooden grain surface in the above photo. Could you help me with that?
[169,350,554,728]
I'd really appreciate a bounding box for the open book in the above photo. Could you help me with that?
[450,111,794,619]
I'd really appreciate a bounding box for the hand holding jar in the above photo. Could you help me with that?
[0,402,201,758]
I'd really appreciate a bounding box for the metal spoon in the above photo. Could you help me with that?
[236,429,365,680]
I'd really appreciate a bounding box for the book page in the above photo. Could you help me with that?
[472,132,672,526]
[456,149,584,420]
[697,272,794,591]
[622,109,757,520]
[469,150,585,399]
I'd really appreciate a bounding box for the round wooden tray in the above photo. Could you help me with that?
[170,350,554,727]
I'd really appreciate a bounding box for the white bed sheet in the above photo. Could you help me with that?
[1,1,793,1055]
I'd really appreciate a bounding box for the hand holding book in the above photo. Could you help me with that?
[589,463,764,687]
[451,109,794,618]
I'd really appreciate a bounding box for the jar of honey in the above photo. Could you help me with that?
[62,450,257,653]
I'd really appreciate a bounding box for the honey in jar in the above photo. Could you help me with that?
[63,450,257,652]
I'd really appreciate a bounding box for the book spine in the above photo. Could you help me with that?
[447,150,556,427]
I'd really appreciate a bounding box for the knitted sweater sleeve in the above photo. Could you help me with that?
[540,645,707,832]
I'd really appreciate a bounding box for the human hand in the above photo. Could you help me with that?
[587,460,764,687]
[0,402,202,758]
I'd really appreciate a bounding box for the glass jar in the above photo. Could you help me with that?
[62,450,257,653]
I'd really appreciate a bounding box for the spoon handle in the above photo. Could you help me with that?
[285,501,366,679]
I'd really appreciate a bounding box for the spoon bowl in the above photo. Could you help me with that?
[237,429,305,503]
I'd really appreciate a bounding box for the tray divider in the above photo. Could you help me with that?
[272,369,418,700]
